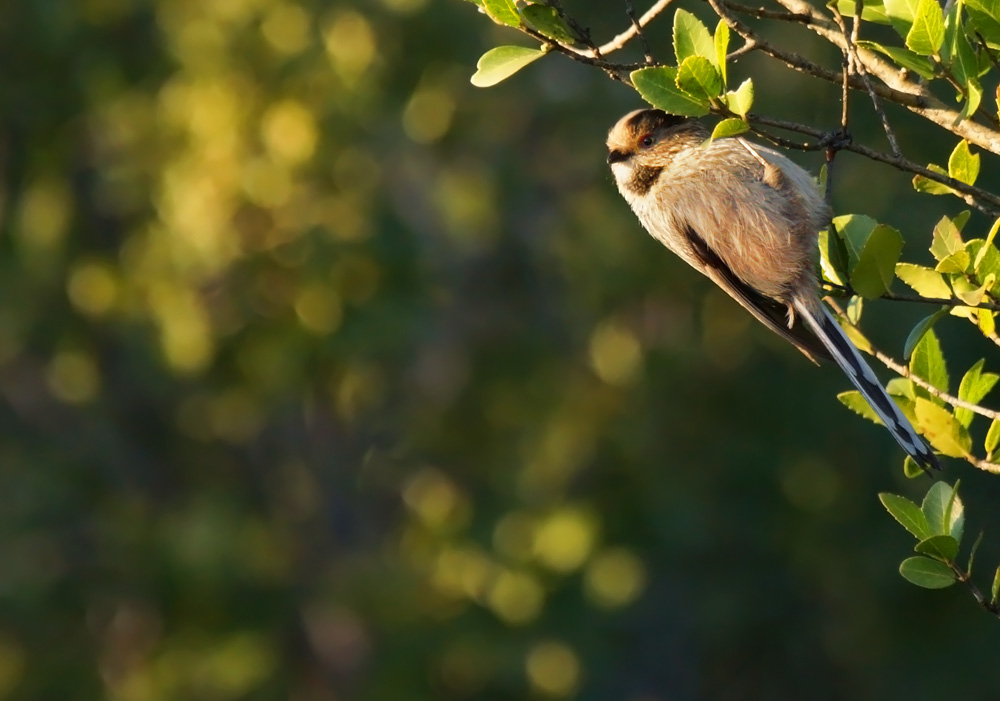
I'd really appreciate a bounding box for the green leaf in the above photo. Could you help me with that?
[950,273,994,305]
[847,295,864,325]
[857,41,937,78]
[819,227,850,286]
[714,21,730,84]
[835,0,892,23]
[631,67,710,117]
[709,118,748,141]
[913,164,954,195]
[481,0,520,27]
[895,263,952,298]
[921,481,962,536]
[521,4,576,43]
[885,0,920,35]
[974,217,1000,270]
[906,0,945,55]
[908,327,949,397]
[838,390,885,425]
[931,215,965,261]
[967,529,985,575]
[833,215,904,298]
[956,358,999,426]
[915,534,959,561]
[724,78,754,118]
[899,556,957,588]
[986,418,1000,458]
[914,397,972,457]
[967,0,1000,49]
[992,564,1000,604]
[948,141,980,184]
[673,9,715,63]
[945,6,981,87]
[470,46,545,87]
[957,76,983,124]
[903,455,925,478]
[980,309,997,337]
[676,56,723,100]
[903,309,949,359]
[879,492,933,539]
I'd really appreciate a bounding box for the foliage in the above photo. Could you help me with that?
[464,0,1000,623]
[3,0,1000,700]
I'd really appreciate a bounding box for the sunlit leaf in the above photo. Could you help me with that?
[857,41,936,78]
[957,77,983,124]
[631,67,710,117]
[724,78,754,118]
[482,0,520,26]
[914,397,972,457]
[895,263,952,299]
[955,358,999,427]
[835,0,892,23]
[714,21,729,84]
[820,227,850,286]
[676,56,723,99]
[930,215,965,261]
[986,418,1000,458]
[909,327,948,406]
[838,390,884,425]
[709,118,748,141]
[947,141,980,184]
[673,9,715,63]
[880,492,932,539]
[906,0,945,55]
[470,46,545,87]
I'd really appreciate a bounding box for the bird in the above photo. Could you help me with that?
[606,107,938,470]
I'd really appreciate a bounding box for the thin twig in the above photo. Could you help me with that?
[744,114,1000,215]
[722,1,813,22]
[771,0,1000,154]
[833,3,902,155]
[624,0,654,64]
[594,0,675,56]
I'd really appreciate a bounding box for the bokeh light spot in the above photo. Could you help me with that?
[261,100,317,166]
[584,548,647,609]
[294,284,342,335]
[403,469,468,531]
[47,351,101,404]
[486,571,543,625]
[323,11,377,81]
[261,3,311,55]
[525,641,580,697]
[67,261,119,317]
[588,320,642,386]
[403,86,455,144]
[532,508,597,573]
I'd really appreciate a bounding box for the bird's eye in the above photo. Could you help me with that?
[640,134,655,148]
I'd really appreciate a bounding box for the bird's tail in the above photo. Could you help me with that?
[794,299,939,470]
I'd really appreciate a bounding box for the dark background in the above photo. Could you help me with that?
[0,0,998,699]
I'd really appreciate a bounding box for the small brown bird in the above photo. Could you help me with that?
[607,108,938,469]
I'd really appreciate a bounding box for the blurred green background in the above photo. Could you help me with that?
[2,0,999,699]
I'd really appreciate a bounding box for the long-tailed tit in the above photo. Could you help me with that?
[606,108,938,469]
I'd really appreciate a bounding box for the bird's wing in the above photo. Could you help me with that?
[683,224,832,364]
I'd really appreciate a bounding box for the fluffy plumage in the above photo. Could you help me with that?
[607,108,938,470]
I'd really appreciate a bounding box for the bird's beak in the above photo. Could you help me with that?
[607,149,628,165]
